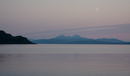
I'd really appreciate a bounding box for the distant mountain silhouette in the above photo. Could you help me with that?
[30,35,130,44]
[0,30,34,44]
[96,38,125,43]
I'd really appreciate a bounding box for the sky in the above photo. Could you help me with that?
[0,0,130,41]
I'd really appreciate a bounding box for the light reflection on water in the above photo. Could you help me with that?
[0,44,130,76]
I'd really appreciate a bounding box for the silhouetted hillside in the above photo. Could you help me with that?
[96,38,125,43]
[0,30,34,44]
[30,35,130,44]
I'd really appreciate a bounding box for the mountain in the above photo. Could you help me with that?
[0,30,34,44]
[54,35,89,41]
[30,35,130,44]
[96,38,125,43]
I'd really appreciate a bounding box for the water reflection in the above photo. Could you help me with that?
[0,54,130,76]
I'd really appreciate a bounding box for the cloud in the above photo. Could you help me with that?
[22,24,115,35]
[22,24,130,39]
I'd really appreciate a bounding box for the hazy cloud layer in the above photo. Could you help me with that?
[22,24,130,41]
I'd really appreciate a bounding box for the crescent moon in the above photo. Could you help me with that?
[96,7,98,12]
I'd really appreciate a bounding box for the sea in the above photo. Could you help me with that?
[0,44,130,76]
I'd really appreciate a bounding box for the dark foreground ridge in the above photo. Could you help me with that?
[0,30,34,44]
[30,35,130,44]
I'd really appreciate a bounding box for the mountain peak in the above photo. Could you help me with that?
[0,30,6,33]
[54,34,84,40]
[55,35,66,39]
[72,35,81,38]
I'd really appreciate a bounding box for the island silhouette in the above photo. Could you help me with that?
[29,35,130,44]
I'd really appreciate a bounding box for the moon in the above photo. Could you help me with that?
[96,7,98,12]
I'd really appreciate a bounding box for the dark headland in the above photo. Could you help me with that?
[0,30,34,44]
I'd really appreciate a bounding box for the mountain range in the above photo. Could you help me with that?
[29,35,130,44]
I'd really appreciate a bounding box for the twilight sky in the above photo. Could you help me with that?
[0,0,130,41]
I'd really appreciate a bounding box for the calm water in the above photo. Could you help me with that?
[0,44,130,76]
